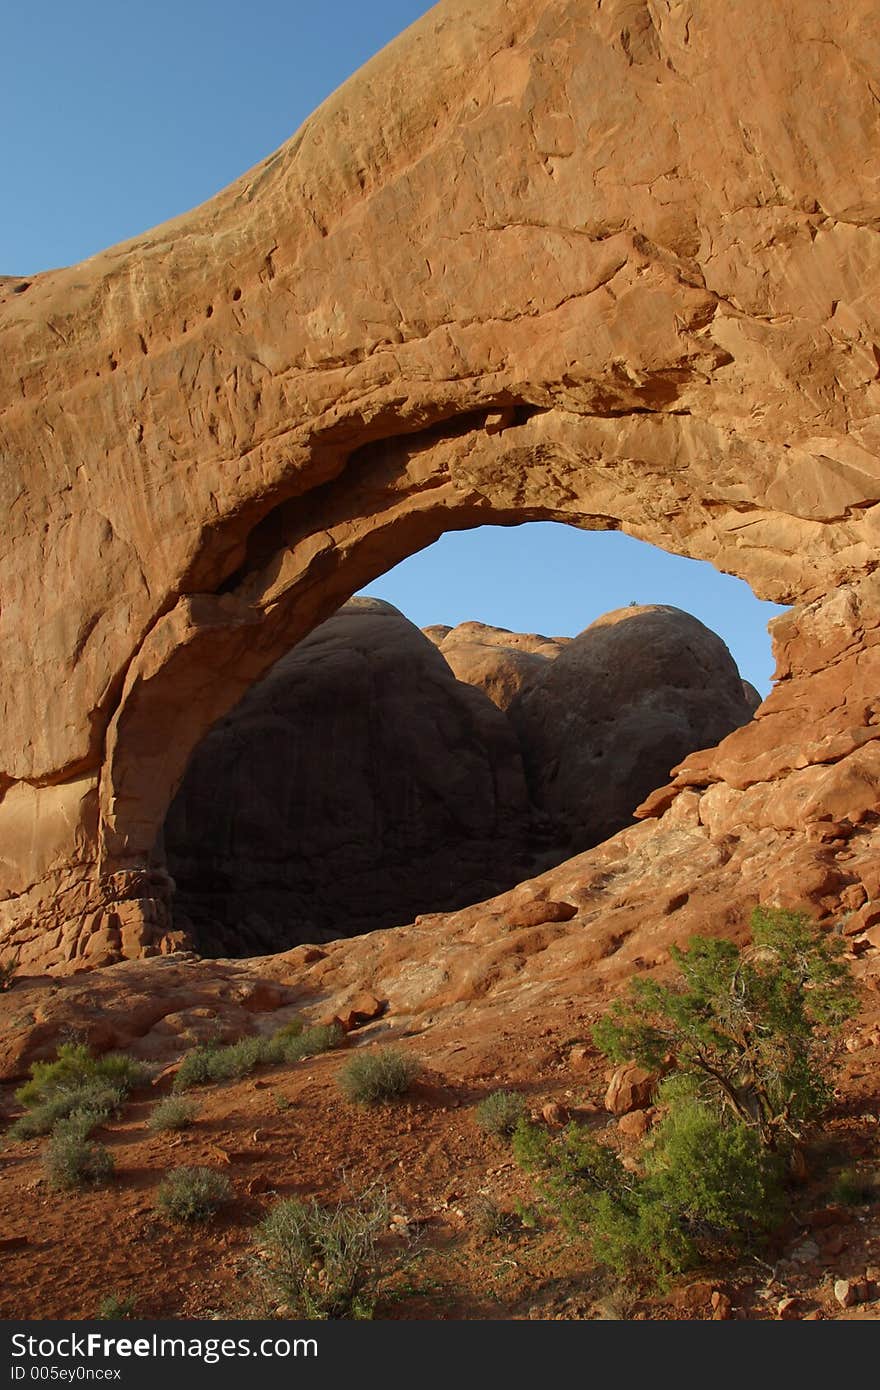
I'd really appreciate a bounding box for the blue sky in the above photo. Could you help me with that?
[4,1,785,692]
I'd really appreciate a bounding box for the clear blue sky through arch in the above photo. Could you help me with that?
[362,526,785,696]
[5,1,787,694]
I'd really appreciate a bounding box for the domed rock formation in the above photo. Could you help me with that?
[162,599,536,954]
[507,606,755,849]
[424,621,569,711]
[1,0,879,970]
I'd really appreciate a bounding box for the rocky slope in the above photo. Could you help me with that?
[1,797,879,1319]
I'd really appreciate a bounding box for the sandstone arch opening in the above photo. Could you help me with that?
[158,523,780,958]
[3,0,878,981]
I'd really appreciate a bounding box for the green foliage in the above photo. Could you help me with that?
[592,907,857,1147]
[513,1198,542,1230]
[513,1118,632,1231]
[474,1089,528,1138]
[514,1104,784,1286]
[97,1294,136,1319]
[7,1079,126,1142]
[156,1166,233,1223]
[148,1096,199,1134]
[273,1018,304,1041]
[283,1023,345,1064]
[336,1047,420,1105]
[251,1190,394,1319]
[829,1166,879,1207]
[8,1044,147,1152]
[16,1044,149,1109]
[172,1022,343,1092]
[43,1113,115,1190]
[645,1098,784,1241]
[512,910,852,1288]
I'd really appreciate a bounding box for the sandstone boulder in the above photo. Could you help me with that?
[604,1064,657,1115]
[163,599,536,954]
[508,606,755,850]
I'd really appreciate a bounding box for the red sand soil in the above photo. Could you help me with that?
[1,983,878,1322]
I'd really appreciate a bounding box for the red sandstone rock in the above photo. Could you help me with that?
[508,606,754,850]
[1,0,879,972]
[428,622,569,712]
[504,900,578,928]
[617,1108,650,1138]
[604,1065,656,1115]
[334,992,386,1032]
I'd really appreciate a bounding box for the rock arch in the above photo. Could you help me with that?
[1,0,879,969]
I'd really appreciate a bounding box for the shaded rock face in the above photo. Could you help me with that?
[507,606,755,849]
[163,601,751,955]
[1,0,879,970]
[163,599,537,955]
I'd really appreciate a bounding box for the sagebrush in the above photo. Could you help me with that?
[16,1044,149,1110]
[148,1096,199,1133]
[43,1113,115,1190]
[251,1189,398,1319]
[474,1089,528,1138]
[172,1022,342,1092]
[337,1048,419,1105]
[156,1166,233,1223]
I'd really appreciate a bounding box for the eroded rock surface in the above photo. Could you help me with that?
[0,0,879,968]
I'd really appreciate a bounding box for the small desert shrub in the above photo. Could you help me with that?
[251,1190,393,1319]
[43,1114,115,1190]
[172,1022,343,1092]
[148,1096,199,1134]
[593,906,857,1149]
[7,1078,126,1142]
[97,1293,136,1319]
[172,1039,264,1090]
[273,1018,304,1041]
[472,1195,519,1238]
[514,1103,783,1287]
[0,953,19,992]
[513,1198,542,1230]
[156,1166,234,1223]
[337,1047,419,1105]
[474,1089,528,1138]
[510,908,854,1289]
[16,1044,149,1110]
[829,1166,879,1206]
[281,1022,344,1063]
